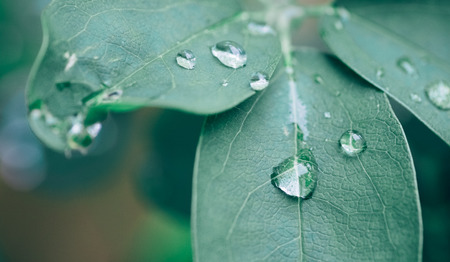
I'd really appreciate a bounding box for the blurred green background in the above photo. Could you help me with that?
[0,0,449,261]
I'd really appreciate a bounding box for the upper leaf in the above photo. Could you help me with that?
[26,0,281,151]
[192,50,422,261]
[320,4,450,145]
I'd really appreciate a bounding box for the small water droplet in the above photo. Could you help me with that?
[104,90,123,102]
[324,112,331,118]
[211,40,247,69]
[334,20,343,30]
[247,22,276,35]
[221,79,229,87]
[249,72,269,91]
[314,74,324,84]
[337,7,351,20]
[425,81,450,110]
[396,57,417,77]
[270,149,318,199]
[339,130,367,157]
[376,68,384,79]
[410,93,422,103]
[176,49,196,70]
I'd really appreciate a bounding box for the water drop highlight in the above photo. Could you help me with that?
[410,93,422,103]
[376,68,384,79]
[250,72,269,91]
[425,81,450,110]
[271,149,318,199]
[397,57,417,77]
[339,130,367,157]
[211,40,247,69]
[247,22,275,35]
[176,49,196,70]
[314,74,324,84]
[324,112,331,119]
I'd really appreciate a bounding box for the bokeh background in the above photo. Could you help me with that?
[0,0,449,261]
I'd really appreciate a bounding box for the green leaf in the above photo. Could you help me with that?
[26,0,281,151]
[320,7,450,145]
[192,50,422,261]
[336,0,450,61]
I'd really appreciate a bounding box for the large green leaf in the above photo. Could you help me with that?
[320,5,450,145]
[26,0,281,151]
[192,50,422,261]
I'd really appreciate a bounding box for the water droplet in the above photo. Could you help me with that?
[410,93,422,103]
[247,22,275,35]
[66,115,102,151]
[396,57,417,77]
[425,81,450,110]
[339,130,367,157]
[104,90,123,102]
[337,7,351,20]
[324,112,331,118]
[176,49,196,70]
[376,68,384,79]
[334,20,343,30]
[211,40,247,69]
[314,74,324,84]
[249,72,269,91]
[221,79,229,87]
[271,149,318,199]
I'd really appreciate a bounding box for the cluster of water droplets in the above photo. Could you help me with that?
[29,105,102,153]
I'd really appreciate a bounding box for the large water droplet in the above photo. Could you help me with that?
[271,149,318,199]
[247,22,275,35]
[397,57,417,76]
[211,40,247,69]
[339,130,367,157]
[425,81,450,110]
[176,49,196,70]
[66,115,102,151]
[250,72,269,91]
[410,93,422,103]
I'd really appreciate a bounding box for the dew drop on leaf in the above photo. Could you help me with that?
[324,112,331,118]
[339,130,367,157]
[211,40,247,69]
[249,72,269,91]
[334,20,343,30]
[221,79,229,87]
[314,74,324,84]
[247,22,275,36]
[425,81,450,110]
[270,149,318,199]
[410,93,422,103]
[66,114,102,151]
[376,68,384,79]
[396,57,417,77]
[176,49,196,70]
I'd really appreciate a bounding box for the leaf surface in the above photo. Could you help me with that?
[26,0,281,151]
[320,5,450,145]
[192,50,422,261]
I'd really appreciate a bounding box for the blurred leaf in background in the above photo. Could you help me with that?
[135,110,203,217]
